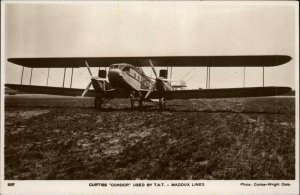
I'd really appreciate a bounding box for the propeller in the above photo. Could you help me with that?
[81,81,92,97]
[81,60,107,97]
[149,60,158,78]
[145,60,170,99]
[85,60,93,77]
[81,60,93,97]
[145,81,157,99]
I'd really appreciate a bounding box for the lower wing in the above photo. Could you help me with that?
[5,84,129,98]
[148,86,291,99]
[6,84,291,100]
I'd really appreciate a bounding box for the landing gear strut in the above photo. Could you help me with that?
[94,97,110,109]
[130,91,143,110]
[138,99,143,111]
[94,97,103,109]
[130,95,134,109]
[159,97,166,111]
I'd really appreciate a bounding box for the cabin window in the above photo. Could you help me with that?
[119,65,125,70]
[124,66,130,72]
[133,73,136,78]
[110,64,120,69]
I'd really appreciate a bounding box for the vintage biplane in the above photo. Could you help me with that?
[6,55,292,110]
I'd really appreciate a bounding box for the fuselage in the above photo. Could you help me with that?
[107,63,173,94]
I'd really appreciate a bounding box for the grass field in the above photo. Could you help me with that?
[4,95,295,180]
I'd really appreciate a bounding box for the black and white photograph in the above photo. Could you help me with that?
[1,1,298,194]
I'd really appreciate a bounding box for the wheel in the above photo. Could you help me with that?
[162,98,166,110]
[129,93,135,110]
[138,100,143,111]
[94,97,103,109]
[159,98,165,111]
[130,99,134,109]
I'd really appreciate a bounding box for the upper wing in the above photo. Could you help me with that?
[7,55,291,68]
[147,86,292,99]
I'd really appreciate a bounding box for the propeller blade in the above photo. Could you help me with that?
[145,82,156,99]
[159,78,176,82]
[147,76,156,80]
[81,81,92,97]
[149,59,158,78]
[85,60,93,77]
[92,77,107,81]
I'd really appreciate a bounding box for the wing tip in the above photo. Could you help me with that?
[7,58,14,63]
[7,58,23,65]
[279,55,292,65]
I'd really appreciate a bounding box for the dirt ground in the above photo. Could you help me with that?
[4,95,295,180]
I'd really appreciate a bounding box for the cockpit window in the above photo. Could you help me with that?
[109,64,118,69]
[110,64,127,70]
[119,65,125,70]
[136,67,144,74]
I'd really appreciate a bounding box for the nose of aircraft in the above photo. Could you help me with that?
[108,68,124,85]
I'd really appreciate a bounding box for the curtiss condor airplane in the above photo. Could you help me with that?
[5,55,292,110]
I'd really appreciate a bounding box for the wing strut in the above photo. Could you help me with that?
[62,68,66,87]
[209,67,211,88]
[243,67,246,88]
[167,66,169,79]
[70,68,74,88]
[263,66,265,87]
[29,68,33,85]
[206,66,211,89]
[46,68,50,86]
[206,67,208,89]
[20,66,24,85]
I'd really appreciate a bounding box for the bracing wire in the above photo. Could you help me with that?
[180,67,196,80]
[214,71,239,88]
[185,67,201,83]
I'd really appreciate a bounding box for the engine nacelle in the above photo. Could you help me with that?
[159,69,168,79]
[98,70,107,78]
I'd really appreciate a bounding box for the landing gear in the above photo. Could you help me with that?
[138,100,143,111]
[159,97,166,111]
[130,91,143,110]
[94,97,103,109]
[129,91,166,111]
[130,93,134,110]
[94,97,110,109]
[130,95,135,109]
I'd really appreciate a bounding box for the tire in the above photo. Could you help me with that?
[159,98,165,111]
[94,97,103,109]
[138,100,143,111]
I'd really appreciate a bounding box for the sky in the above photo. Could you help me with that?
[3,2,297,90]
